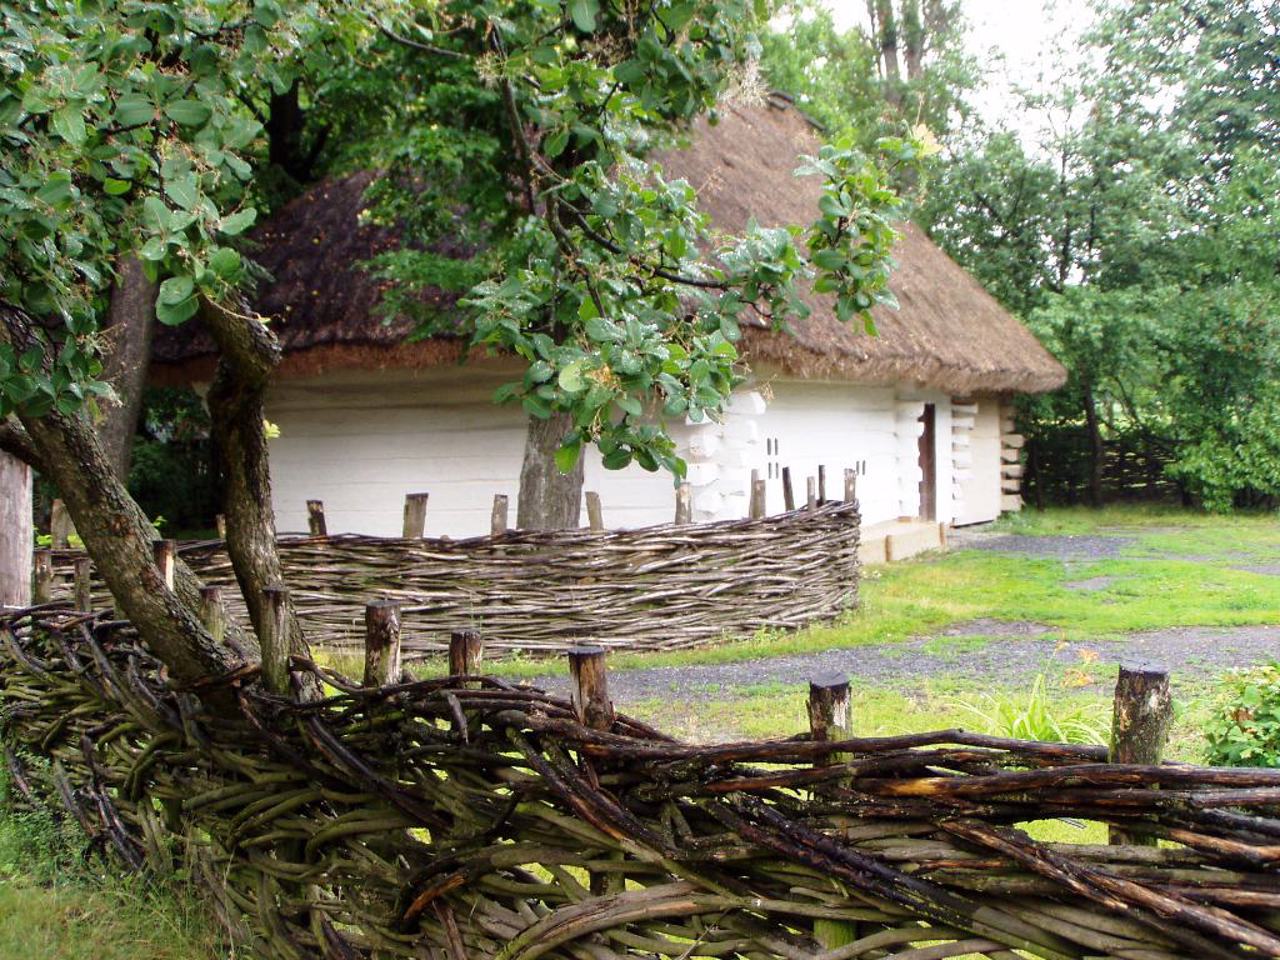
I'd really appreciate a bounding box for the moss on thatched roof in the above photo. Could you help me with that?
[153,99,1065,394]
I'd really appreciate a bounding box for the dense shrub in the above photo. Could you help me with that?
[1205,664,1280,767]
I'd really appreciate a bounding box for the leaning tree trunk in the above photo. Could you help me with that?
[0,450,32,608]
[516,411,584,531]
[200,301,319,699]
[98,257,158,479]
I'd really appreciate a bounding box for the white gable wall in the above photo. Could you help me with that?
[262,367,984,537]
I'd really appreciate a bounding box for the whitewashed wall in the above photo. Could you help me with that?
[954,396,1002,525]
[264,367,984,536]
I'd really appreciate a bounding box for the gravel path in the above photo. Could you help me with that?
[534,624,1280,703]
[530,527,1280,702]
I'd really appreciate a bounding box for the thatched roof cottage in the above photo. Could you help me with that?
[153,98,1064,560]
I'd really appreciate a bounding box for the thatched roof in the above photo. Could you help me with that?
[152,99,1065,394]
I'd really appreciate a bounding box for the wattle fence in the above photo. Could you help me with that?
[43,500,861,655]
[5,606,1280,960]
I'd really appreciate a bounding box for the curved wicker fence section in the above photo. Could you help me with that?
[6,609,1280,960]
[50,501,861,655]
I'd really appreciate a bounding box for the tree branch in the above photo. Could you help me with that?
[0,417,43,472]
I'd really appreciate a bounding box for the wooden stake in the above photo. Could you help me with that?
[402,493,430,539]
[50,498,74,548]
[491,494,509,536]
[806,476,817,511]
[808,672,857,949]
[568,645,614,731]
[307,499,327,537]
[259,585,291,695]
[32,550,53,604]
[674,482,692,525]
[363,600,402,688]
[844,468,857,504]
[215,514,227,539]
[585,491,604,532]
[818,465,827,503]
[73,557,92,612]
[199,586,226,644]
[782,467,795,511]
[1109,661,1172,846]
[449,629,483,678]
[153,539,176,590]
[750,473,766,520]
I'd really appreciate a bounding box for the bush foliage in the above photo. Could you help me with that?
[1205,664,1280,768]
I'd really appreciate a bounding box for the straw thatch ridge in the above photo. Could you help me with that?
[151,99,1065,395]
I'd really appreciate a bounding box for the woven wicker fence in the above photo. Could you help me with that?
[45,500,861,656]
[5,606,1280,960]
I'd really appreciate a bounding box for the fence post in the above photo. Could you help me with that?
[215,514,227,539]
[585,491,604,532]
[259,585,291,695]
[73,557,92,612]
[153,539,176,590]
[199,586,226,644]
[491,494,509,536]
[568,645,614,731]
[674,482,692,525]
[31,550,53,604]
[449,629,483,679]
[844,468,857,504]
[750,473,766,520]
[51,498,74,548]
[307,499,327,537]
[818,465,827,503]
[808,673,856,949]
[806,476,817,511]
[782,467,795,511]
[1109,661,1171,846]
[402,493,429,539]
[363,600,402,688]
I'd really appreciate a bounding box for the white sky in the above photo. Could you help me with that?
[818,0,1095,135]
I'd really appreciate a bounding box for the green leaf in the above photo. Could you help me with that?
[568,0,599,32]
[164,100,212,127]
[164,174,199,211]
[219,208,257,236]
[51,107,87,146]
[554,439,582,474]
[103,178,132,196]
[558,361,587,393]
[158,275,194,306]
[114,96,155,127]
[208,247,241,278]
[156,294,199,326]
[544,128,570,158]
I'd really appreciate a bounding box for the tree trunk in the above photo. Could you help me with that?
[1082,381,1104,508]
[902,0,925,80]
[872,0,903,105]
[200,302,319,699]
[516,411,583,531]
[98,257,157,479]
[0,451,32,608]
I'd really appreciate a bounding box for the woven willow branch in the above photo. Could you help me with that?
[4,608,1280,960]
[46,502,862,656]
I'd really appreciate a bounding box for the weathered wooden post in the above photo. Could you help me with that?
[307,499,327,537]
[674,482,692,525]
[402,493,429,539]
[808,673,856,948]
[1109,661,1172,846]
[806,476,818,511]
[449,629,483,678]
[259,585,291,695]
[782,467,795,511]
[750,472,766,520]
[818,465,827,503]
[363,600,402,688]
[50,498,74,548]
[0,451,33,609]
[568,645,614,731]
[199,586,226,644]
[31,550,54,604]
[153,538,176,590]
[215,514,227,539]
[585,491,604,532]
[844,468,857,504]
[491,494,509,536]
[73,557,92,612]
